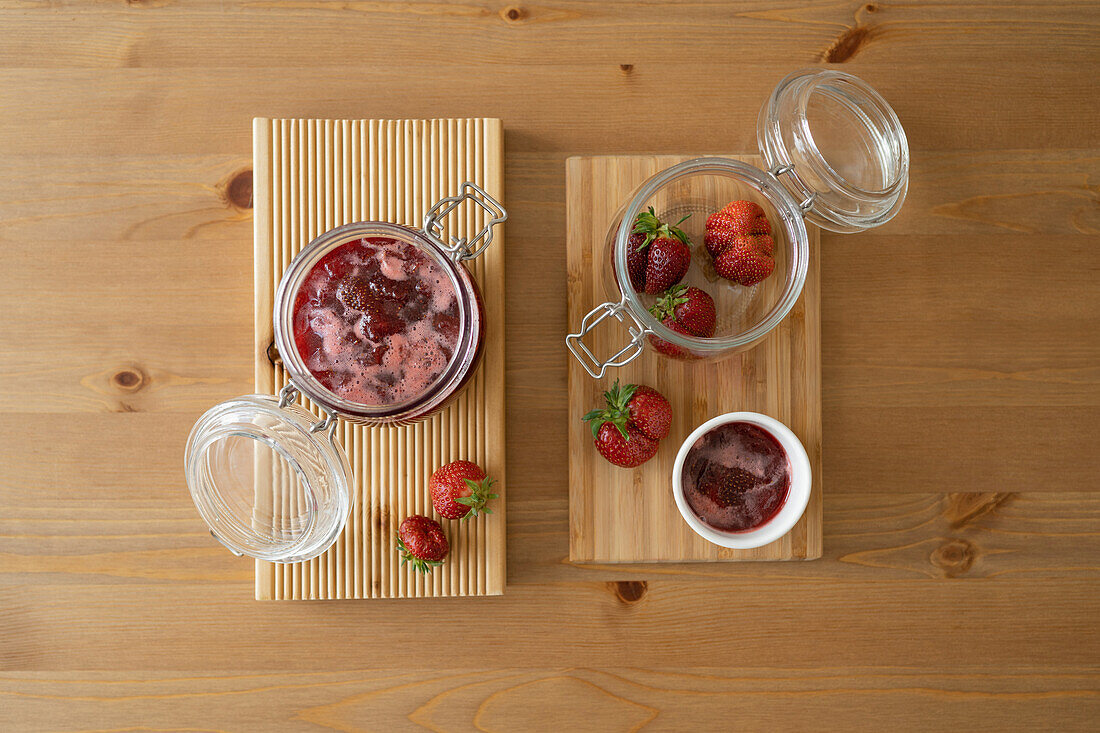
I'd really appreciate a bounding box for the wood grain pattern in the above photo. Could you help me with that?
[1,0,1098,729]
[566,154,822,563]
[252,118,505,598]
[2,668,1098,733]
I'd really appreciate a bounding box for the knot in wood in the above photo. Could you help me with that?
[610,580,648,605]
[224,168,253,210]
[266,340,281,366]
[930,538,977,577]
[501,5,526,22]
[823,25,871,63]
[111,367,146,393]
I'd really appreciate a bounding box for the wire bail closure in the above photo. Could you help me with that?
[565,300,651,379]
[768,163,819,214]
[422,181,508,262]
[277,382,338,440]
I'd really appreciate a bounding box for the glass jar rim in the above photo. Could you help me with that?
[273,221,477,420]
[613,157,810,352]
[758,68,909,233]
[184,395,349,563]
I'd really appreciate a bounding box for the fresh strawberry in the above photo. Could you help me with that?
[648,316,694,359]
[650,284,716,338]
[706,200,770,236]
[705,200,772,261]
[429,460,498,520]
[582,380,671,464]
[645,236,691,294]
[706,228,775,259]
[714,237,776,286]
[627,385,673,441]
[592,421,658,468]
[626,206,692,293]
[625,232,650,292]
[396,515,449,574]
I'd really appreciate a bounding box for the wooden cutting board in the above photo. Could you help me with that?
[253,118,506,598]
[567,154,822,563]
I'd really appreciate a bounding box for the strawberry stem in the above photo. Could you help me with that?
[581,379,638,441]
[454,477,499,519]
[649,283,690,321]
[632,207,692,248]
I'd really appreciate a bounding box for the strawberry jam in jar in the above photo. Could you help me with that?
[274,184,505,427]
[185,183,505,562]
[289,235,466,412]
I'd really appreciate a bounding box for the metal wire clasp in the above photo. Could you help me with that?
[769,163,818,213]
[277,382,338,440]
[565,299,651,379]
[422,181,508,262]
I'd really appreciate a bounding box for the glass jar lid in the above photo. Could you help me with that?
[184,393,350,563]
[757,68,909,233]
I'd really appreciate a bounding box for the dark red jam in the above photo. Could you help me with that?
[681,421,791,532]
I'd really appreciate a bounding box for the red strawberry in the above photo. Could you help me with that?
[647,316,694,359]
[429,460,498,520]
[626,206,693,294]
[592,421,658,468]
[645,236,691,294]
[650,284,716,338]
[627,385,673,441]
[626,232,650,293]
[582,380,670,464]
[706,200,770,235]
[714,237,776,286]
[705,229,773,258]
[396,515,449,574]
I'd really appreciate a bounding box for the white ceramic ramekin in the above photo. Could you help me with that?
[671,412,811,549]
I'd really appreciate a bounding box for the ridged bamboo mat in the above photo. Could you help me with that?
[567,155,822,563]
[253,118,506,598]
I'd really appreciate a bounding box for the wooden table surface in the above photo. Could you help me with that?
[2,2,1098,731]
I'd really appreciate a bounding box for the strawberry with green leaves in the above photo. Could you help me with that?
[396,515,449,574]
[626,206,693,294]
[650,284,716,338]
[583,380,672,467]
[647,283,716,357]
[430,460,498,520]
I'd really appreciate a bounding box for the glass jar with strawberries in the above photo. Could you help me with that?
[567,68,909,377]
[185,183,506,562]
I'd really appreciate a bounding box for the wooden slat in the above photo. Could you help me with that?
[2,491,1097,586]
[3,580,1098,670]
[567,155,822,562]
[252,118,505,598]
[2,668,1097,733]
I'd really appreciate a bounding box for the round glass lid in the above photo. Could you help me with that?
[184,395,350,563]
[757,68,909,233]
